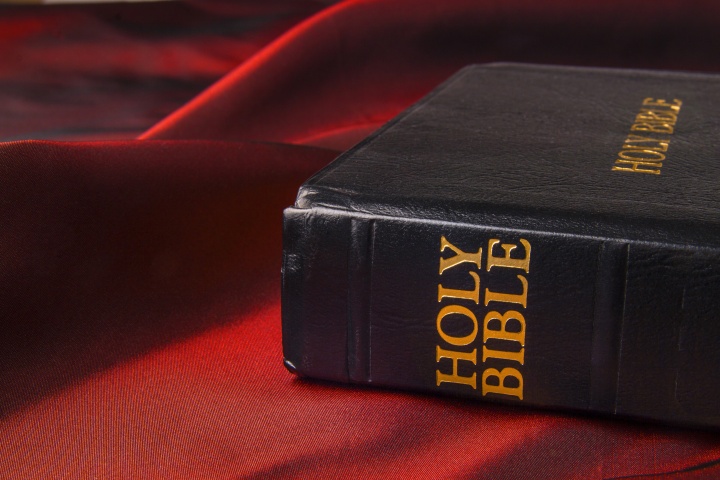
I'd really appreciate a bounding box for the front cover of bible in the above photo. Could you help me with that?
[282,63,720,429]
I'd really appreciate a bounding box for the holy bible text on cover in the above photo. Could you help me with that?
[281,63,720,429]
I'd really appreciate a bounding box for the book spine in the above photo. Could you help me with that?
[282,206,720,428]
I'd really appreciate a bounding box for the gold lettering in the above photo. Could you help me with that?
[612,160,662,175]
[622,137,669,152]
[482,345,524,364]
[483,310,526,344]
[439,236,482,274]
[642,97,682,112]
[617,149,666,161]
[435,234,531,400]
[436,346,477,388]
[636,109,678,124]
[438,271,480,303]
[631,122,674,134]
[485,275,528,308]
[624,134,669,145]
[436,305,478,346]
[482,367,523,399]
[486,239,531,273]
[615,98,682,174]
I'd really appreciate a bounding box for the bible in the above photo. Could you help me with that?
[281,63,720,429]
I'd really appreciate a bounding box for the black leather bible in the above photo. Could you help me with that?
[282,63,720,429]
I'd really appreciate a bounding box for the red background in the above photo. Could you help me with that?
[2,1,720,478]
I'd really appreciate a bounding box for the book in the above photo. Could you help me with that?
[281,63,720,429]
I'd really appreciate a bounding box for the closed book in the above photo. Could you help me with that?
[281,63,720,429]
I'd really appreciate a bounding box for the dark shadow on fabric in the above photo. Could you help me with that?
[606,457,720,479]
[251,377,720,479]
[463,414,720,480]
[241,378,516,479]
[0,140,337,418]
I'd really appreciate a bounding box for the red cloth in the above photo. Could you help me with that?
[2,1,720,478]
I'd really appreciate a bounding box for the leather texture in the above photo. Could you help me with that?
[283,63,720,429]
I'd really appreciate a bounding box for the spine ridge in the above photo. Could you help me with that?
[589,241,629,413]
[347,217,374,383]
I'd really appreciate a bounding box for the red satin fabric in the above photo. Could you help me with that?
[2,1,720,478]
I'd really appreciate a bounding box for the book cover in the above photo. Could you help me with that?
[282,63,720,429]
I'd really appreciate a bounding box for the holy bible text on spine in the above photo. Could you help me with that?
[281,63,720,429]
